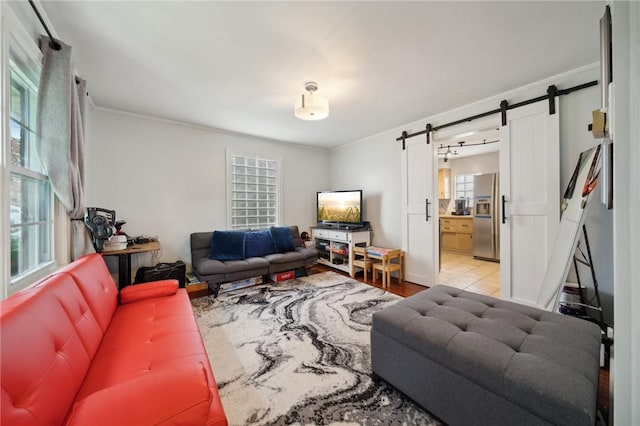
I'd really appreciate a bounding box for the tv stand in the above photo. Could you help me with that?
[317,223,367,231]
[311,227,371,277]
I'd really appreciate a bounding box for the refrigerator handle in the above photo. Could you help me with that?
[425,198,431,222]
[501,195,507,224]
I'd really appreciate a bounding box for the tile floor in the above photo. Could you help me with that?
[437,249,501,297]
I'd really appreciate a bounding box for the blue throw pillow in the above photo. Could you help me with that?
[270,226,295,253]
[209,231,246,261]
[245,230,276,258]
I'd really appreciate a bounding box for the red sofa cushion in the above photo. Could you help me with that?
[1,274,103,425]
[66,361,212,425]
[119,279,178,304]
[57,253,118,332]
[74,289,206,399]
[74,287,227,425]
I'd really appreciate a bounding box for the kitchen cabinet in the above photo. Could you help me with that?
[438,168,451,199]
[440,216,473,253]
[456,233,473,252]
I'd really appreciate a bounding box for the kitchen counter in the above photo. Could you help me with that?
[440,214,473,219]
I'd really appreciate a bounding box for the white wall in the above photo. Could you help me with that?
[86,108,330,276]
[558,65,614,326]
[449,152,499,178]
[328,134,401,248]
[330,64,614,324]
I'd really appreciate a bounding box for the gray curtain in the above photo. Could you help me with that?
[36,36,94,260]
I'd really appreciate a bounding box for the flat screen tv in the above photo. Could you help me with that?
[317,190,363,227]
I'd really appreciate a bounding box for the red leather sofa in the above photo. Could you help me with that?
[1,253,228,426]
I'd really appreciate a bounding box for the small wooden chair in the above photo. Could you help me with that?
[352,246,376,282]
[372,249,404,288]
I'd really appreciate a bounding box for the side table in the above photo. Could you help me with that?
[100,241,161,288]
[186,282,209,299]
[366,246,405,288]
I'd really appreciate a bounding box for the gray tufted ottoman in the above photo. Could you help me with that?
[371,285,601,426]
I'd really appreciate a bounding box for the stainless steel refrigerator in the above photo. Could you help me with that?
[473,173,500,262]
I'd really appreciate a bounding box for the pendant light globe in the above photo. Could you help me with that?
[294,82,329,121]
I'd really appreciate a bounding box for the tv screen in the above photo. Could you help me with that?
[317,190,362,225]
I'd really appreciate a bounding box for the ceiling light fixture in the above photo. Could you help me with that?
[437,138,499,158]
[294,82,329,121]
[438,144,459,163]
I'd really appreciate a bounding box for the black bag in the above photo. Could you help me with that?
[134,261,186,288]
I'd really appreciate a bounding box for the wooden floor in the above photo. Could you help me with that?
[308,263,427,298]
[309,262,610,424]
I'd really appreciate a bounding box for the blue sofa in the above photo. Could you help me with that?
[190,226,317,294]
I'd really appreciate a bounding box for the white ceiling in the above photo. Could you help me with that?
[39,1,604,149]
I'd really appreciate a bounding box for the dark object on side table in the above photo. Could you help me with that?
[135,261,186,288]
[84,207,116,252]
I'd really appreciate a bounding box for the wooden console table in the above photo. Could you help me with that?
[100,241,161,288]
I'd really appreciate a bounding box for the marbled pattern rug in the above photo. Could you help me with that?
[192,272,441,426]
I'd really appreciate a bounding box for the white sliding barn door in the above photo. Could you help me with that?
[500,100,560,305]
[402,136,436,286]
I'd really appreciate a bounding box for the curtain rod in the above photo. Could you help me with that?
[28,0,61,50]
[396,80,598,146]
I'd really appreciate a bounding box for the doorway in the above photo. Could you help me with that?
[438,251,500,297]
[435,127,501,298]
[400,98,560,304]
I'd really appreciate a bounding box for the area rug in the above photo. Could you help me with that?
[191,271,441,426]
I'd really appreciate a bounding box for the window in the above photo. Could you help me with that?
[8,55,54,280]
[454,174,474,202]
[228,154,279,230]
